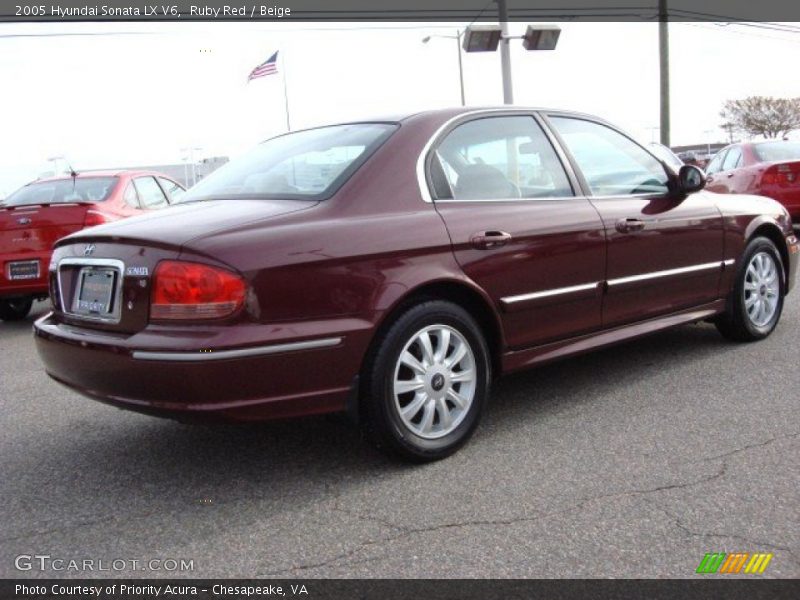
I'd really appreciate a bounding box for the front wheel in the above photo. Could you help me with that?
[361,300,491,462]
[0,297,33,321]
[715,236,785,342]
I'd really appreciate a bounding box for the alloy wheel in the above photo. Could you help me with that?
[743,251,780,327]
[392,324,477,439]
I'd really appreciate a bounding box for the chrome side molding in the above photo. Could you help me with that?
[132,337,342,362]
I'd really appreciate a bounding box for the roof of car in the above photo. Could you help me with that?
[361,106,598,123]
[31,170,166,184]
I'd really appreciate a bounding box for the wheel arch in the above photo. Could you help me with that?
[366,278,505,381]
[747,221,790,288]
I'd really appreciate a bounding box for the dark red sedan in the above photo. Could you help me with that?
[0,171,184,321]
[33,108,798,461]
[705,140,800,222]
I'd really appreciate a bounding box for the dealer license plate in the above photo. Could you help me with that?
[8,260,40,280]
[74,267,117,316]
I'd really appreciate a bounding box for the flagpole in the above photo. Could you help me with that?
[281,50,291,131]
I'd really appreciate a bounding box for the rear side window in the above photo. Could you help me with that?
[722,147,742,171]
[157,177,184,202]
[550,117,669,196]
[134,176,169,209]
[123,183,140,208]
[3,177,118,207]
[433,116,573,200]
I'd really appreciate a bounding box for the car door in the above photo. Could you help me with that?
[133,176,170,210]
[704,148,729,193]
[426,113,606,349]
[709,145,743,194]
[546,114,724,327]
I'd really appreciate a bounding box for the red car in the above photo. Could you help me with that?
[0,171,184,321]
[33,108,798,461]
[705,140,800,222]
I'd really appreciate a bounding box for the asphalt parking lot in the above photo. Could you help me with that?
[1,298,798,579]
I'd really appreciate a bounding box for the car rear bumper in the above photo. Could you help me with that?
[33,313,371,422]
[1,250,50,299]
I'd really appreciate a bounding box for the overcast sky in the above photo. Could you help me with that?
[1,20,799,196]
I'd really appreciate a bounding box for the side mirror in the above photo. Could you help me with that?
[678,164,706,194]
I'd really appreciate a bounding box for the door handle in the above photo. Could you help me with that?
[726,172,735,178]
[470,230,513,249]
[615,218,645,234]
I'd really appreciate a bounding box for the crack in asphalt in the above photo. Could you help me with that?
[260,431,799,576]
[651,503,800,569]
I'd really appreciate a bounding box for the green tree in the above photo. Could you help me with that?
[720,96,800,139]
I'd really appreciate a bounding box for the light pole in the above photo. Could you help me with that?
[180,146,203,187]
[462,21,560,105]
[422,30,465,106]
[498,0,513,104]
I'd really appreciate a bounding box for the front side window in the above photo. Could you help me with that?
[706,150,727,175]
[433,116,573,200]
[3,177,118,207]
[134,176,169,209]
[550,117,670,196]
[180,123,397,203]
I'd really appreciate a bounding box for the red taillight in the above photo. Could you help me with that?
[762,163,800,186]
[151,261,246,320]
[83,210,111,227]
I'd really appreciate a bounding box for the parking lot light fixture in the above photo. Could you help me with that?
[461,24,503,53]
[523,25,561,51]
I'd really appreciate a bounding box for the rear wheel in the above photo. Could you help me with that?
[0,297,33,321]
[715,237,784,342]
[361,300,491,462]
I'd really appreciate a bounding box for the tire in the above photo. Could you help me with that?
[361,300,491,462]
[715,236,785,342]
[0,297,33,321]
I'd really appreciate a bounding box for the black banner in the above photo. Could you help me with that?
[3,0,800,23]
[3,579,800,600]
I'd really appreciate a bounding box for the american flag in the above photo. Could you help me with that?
[247,51,278,81]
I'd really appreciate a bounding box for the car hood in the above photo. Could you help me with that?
[57,199,319,250]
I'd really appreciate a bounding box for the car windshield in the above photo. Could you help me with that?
[754,141,800,162]
[180,123,398,202]
[3,177,118,207]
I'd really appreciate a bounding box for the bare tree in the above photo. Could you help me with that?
[720,96,800,139]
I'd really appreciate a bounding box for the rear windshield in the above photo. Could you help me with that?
[179,123,398,202]
[3,177,118,207]
[754,141,800,162]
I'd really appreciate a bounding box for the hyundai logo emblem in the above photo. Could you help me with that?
[16,217,31,225]
[83,244,96,256]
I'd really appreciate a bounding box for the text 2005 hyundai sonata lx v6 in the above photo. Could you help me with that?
[34,108,798,461]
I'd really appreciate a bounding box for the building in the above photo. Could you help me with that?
[671,143,728,166]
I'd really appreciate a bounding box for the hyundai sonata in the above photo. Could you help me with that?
[34,108,798,460]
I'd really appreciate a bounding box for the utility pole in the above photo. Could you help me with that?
[497,0,514,104]
[658,0,670,146]
[455,30,466,106]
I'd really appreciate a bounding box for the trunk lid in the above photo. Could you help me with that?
[56,199,317,250]
[50,199,317,334]
[0,203,91,254]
